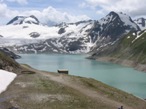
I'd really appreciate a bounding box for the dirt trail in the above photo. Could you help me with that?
[44,74,135,109]
[22,65,135,109]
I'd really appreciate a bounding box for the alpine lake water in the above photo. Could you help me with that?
[17,54,146,99]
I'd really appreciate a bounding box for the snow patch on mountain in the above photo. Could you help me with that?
[23,17,38,24]
[134,18,146,30]
[132,30,146,43]
[117,12,138,29]
[0,24,60,39]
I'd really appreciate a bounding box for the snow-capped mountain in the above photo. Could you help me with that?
[0,11,140,54]
[7,15,40,25]
[88,12,139,43]
[134,17,146,30]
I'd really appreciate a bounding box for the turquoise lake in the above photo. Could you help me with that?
[17,54,146,99]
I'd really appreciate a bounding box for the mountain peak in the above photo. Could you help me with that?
[108,11,119,16]
[99,11,139,29]
[99,11,121,25]
[89,11,140,43]
[7,15,40,25]
[108,11,139,31]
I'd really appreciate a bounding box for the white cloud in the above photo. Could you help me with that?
[81,0,146,17]
[7,0,28,5]
[0,3,19,18]
[80,0,115,9]
[86,0,113,7]
[0,4,90,25]
[79,2,88,8]
[21,6,90,25]
[0,3,7,16]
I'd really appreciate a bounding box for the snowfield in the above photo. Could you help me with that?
[0,70,17,94]
[0,24,60,39]
[0,21,94,47]
[117,12,138,29]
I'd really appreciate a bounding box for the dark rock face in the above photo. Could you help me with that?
[7,15,40,25]
[29,32,40,38]
[67,41,82,51]
[0,35,3,37]
[134,17,146,29]
[141,18,146,27]
[58,28,66,34]
[29,15,40,25]
[0,48,21,59]
[7,16,24,25]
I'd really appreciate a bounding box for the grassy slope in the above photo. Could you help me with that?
[0,65,146,109]
[131,32,146,64]
[112,31,146,64]
[92,30,146,65]
[0,51,21,73]
[0,51,146,109]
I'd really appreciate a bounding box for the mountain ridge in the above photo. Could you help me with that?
[7,15,40,25]
[0,11,142,54]
[88,29,146,71]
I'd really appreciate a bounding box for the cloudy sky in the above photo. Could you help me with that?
[0,0,146,25]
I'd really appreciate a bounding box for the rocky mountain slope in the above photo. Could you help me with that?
[0,50,21,73]
[89,29,146,71]
[0,48,21,59]
[0,11,139,54]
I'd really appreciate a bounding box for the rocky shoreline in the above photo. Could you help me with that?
[89,56,146,73]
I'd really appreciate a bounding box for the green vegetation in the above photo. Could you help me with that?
[131,32,146,64]
[79,77,142,107]
[101,31,146,64]
[0,51,21,73]
[0,51,18,66]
